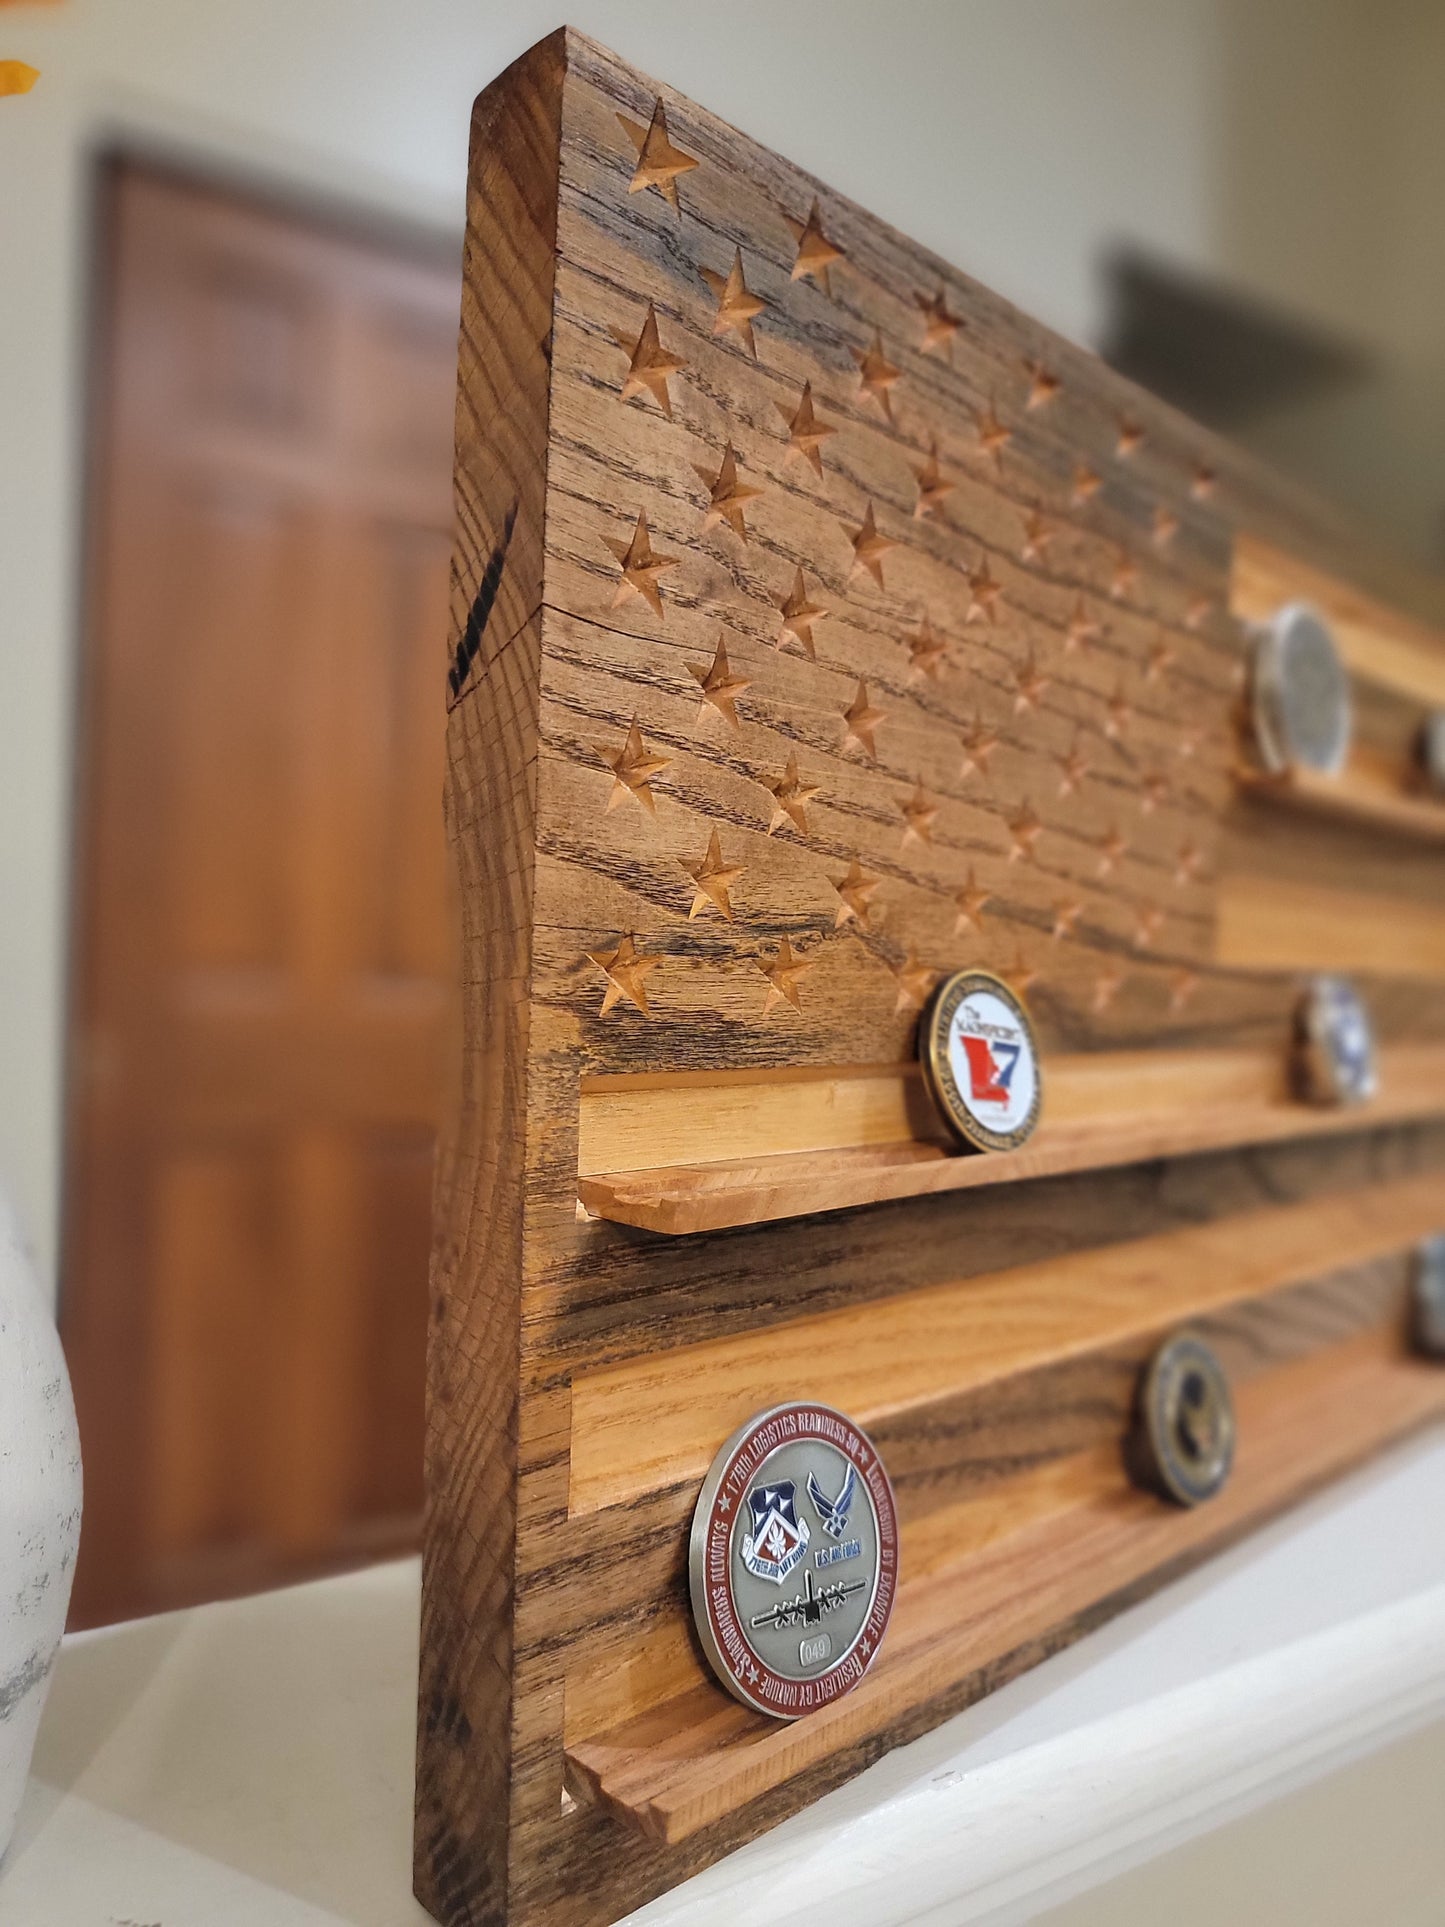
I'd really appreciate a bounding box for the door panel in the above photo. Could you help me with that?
[64,162,458,1625]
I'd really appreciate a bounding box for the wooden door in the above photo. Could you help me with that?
[63,162,458,1625]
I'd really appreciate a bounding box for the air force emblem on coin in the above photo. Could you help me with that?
[919,969,1042,1152]
[689,1403,898,1719]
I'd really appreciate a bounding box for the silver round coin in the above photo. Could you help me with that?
[1251,602,1351,776]
[1412,1235,1445,1360]
[1293,974,1377,1106]
[1132,1332,1235,1508]
[688,1402,898,1720]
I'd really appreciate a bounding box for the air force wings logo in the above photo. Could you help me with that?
[741,1479,809,1584]
[806,1463,858,1540]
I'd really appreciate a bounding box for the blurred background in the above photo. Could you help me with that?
[0,0,1442,1627]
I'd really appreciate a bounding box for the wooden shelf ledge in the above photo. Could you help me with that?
[576,1044,1445,1236]
[564,1331,1445,1845]
[1238,759,1445,844]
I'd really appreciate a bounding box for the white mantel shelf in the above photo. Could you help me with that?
[3,1428,1444,1927]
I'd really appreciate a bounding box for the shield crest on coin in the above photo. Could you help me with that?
[741,1479,809,1583]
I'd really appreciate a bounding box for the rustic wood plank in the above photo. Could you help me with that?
[419,30,1445,1927]
[414,32,565,1927]
[566,1324,1445,1843]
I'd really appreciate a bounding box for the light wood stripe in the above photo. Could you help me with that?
[577,1044,1445,1233]
[566,1171,1445,1516]
[1232,533,1445,707]
[1217,871,1445,977]
[566,1326,1445,1842]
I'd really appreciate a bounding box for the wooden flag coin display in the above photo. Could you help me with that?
[418,29,1445,1926]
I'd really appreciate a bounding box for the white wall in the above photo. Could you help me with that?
[0,0,1440,1293]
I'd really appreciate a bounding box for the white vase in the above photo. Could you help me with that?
[0,1199,82,1860]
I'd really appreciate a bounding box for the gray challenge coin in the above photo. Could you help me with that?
[1417,713,1445,796]
[1251,602,1351,777]
[1132,1332,1235,1507]
[1293,974,1377,1106]
[1412,1235,1445,1360]
[689,1402,899,1720]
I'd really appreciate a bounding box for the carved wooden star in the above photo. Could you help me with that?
[1056,740,1090,796]
[831,858,880,929]
[1116,419,1144,458]
[960,716,999,778]
[606,511,677,618]
[695,441,762,541]
[915,285,960,354]
[847,503,897,589]
[1092,966,1124,1012]
[899,780,939,846]
[1173,839,1202,886]
[1013,655,1050,715]
[688,633,751,730]
[1064,598,1102,653]
[1007,945,1041,998]
[682,829,743,920]
[758,937,813,1015]
[1096,825,1127,876]
[765,751,821,835]
[976,404,1012,464]
[700,248,766,357]
[954,869,991,932]
[908,615,948,681]
[1146,636,1175,682]
[778,381,835,477]
[587,933,660,1015]
[1110,551,1138,601]
[616,101,698,212]
[1051,899,1083,942]
[1104,685,1132,741]
[1177,725,1202,760]
[1139,769,1169,814]
[1152,506,1179,548]
[1072,464,1102,505]
[892,951,937,1013]
[1170,968,1200,1011]
[610,303,685,417]
[906,441,951,521]
[1191,466,1216,501]
[776,569,826,658]
[785,197,843,293]
[842,678,888,761]
[1133,904,1164,948]
[1007,801,1043,863]
[854,331,900,421]
[966,560,1002,624]
[596,718,671,814]
[1185,595,1211,631]
[1020,509,1054,563]
[1024,360,1060,409]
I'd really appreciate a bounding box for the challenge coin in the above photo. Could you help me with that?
[1131,1331,1236,1507]
[919,968,1042,1153]
[1293,974,1377,1106]
[1412,1235,1445,1360]
[1250,602,1351,777]
[688,1402,898,1720]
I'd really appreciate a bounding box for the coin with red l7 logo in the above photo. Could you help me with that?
[688,1403,899,1720]
[920,968,1042,1152]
